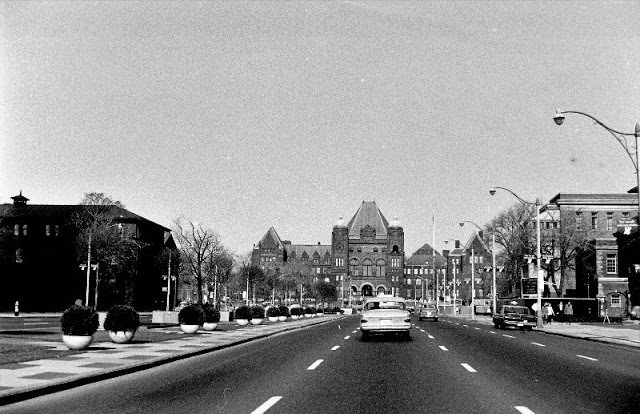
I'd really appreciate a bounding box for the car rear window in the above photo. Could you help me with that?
[504,306,531,315]
[364,301,406,310]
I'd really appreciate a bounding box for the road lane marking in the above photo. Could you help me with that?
[489,331,496,334]
[352,330,357,334]
[428,334,434,339]
[24,322,49,325]
[307,359,324,370]
[531,342,546,347]
[461,363,477,373]
[502,334,515,339]
[463,324,468,327]
[439,346,449,351]
[331,346,340,351]
[344,336,350,340]
[515,406,535,414]
[474,327,480,330]
[577,355,598,361]
[251,396,283,414]
[420,329,425,332]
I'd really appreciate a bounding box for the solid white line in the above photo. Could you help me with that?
[502,334,516,339]
[344,336,350,340]
[251,396,283,414]
[515,406,535,414]
[531,342,546,347]
[461,363,476,373]
[428,334,434,339]
[331,346,340,351]
[439,346,449,351]
[24,322,49,325]
[307,359,324,370]
[577,355,598,361]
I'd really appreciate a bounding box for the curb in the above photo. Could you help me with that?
[0,316,344,406]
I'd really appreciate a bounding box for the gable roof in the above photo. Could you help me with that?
[462,231,491,254]
[258,227,283,249]
[286,244,332,258]
[405,242,446,267]
[347,201,389,240]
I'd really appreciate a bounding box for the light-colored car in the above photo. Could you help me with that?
[418,303,438,321]
[360,296,411,341]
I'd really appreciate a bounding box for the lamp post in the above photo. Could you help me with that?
[490,186,543,328]
[553,109,640,226]
[459,220,486,320]
[444,238,459,314]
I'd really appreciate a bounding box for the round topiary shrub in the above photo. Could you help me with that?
[278,305,290,317]
[305,307,313,315]
[61,305,99,336]
[290,307,303,317]
[234,305,251,320]
[178,303,205,326]
[202,303,221,323]
[317,308,324,314]
[250,305,265,319]
[104,305,140,332]
[266,306,280,318]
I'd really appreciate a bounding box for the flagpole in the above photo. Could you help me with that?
[433,215,437,306]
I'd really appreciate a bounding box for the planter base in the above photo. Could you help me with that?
[108,330,136,344]
[62,335,93,350]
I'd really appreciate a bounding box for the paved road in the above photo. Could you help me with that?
[3,315,639,414]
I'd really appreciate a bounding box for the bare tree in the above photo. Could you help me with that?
[173,218,223,304]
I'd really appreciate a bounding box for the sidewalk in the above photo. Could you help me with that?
[451,314,640,348]
[0,314,344,406]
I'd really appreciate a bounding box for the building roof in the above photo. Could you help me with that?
[258,226,283,250]
[286,244,332,258]
[462,231,491,254]
[548,193,638,207]
[405,243,447,267]
[347,201,389,240]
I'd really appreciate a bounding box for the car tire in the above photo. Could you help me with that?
[361,331,369,342]
[493,321,500,328]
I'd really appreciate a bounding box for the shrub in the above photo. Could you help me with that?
[104,305,140,332]
[317,308,324,314]
[250,305,265,319]
[278,305,290,317]
[234,305,251,320]
[305,307,313,315]
[290,307,303,317]
[178,303,205,326]
[202,304,220,323]
[266,306,280,318]
[60,305,99,336]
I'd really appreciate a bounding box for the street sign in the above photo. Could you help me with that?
[522,278,537,297]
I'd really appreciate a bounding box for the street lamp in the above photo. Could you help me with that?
[444,238,460,314]
[490,186,543,328]
[553,109,640,226]
[459,220,486,320]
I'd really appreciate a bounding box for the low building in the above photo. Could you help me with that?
[0,193,176,312]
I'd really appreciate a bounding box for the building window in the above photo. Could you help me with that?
[349,259,359,276]
[335,258,344,267]
[373,247,378,253]
[391,258,401,268]
[316,267,321,274]
[606,254,617,274]
[362,259,372,276]
[14,224,19,236]
[575,212,582,230]
[611,295,621,308]
[591,213,598,230]
[622,212,629,219]
[392,245,399,253]
[46,225,51,236]
[22,225,28,236]
[357,247,362,253]
[376,259,385,277]
[606,213,613,231]
[313,258,319,264]
[15,249,23,263]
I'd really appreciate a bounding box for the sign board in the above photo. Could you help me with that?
[522,278,537,298]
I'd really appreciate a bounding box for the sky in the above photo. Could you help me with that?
[2,1,640,257]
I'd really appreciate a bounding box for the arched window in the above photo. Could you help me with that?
[349,258,359,276]
[362,259,372,276]
[376,259,386,277]
[392,245,399,253]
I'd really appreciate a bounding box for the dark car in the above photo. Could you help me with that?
[492,305,536,330]
[418,303,438,321]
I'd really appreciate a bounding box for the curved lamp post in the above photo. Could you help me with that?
[553,109,640,226]
[490,186,542,328]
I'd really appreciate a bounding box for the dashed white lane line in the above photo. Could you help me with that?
[331,346,340,351]
[352,330,357,334]
[251,396,283,414]
[344,336,350,340]
[427,334,434,339]
[307,359,324,370]
[531,342,546,347]
[489,331,497,334]
[420,329,425,333]
[502,334,516,339]
[439,346,449,351]
[474,327,481,330]
[515,406,535,414]
[577,355,598,361]
[463,324,468,327]
[461,363,477,373]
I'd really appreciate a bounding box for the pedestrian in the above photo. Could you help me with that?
[558,301,564,321]
[545,303,555,324]
[565,302,573,324]
[542,303,548,324]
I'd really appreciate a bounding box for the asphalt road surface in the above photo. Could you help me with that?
[3,316,639,414]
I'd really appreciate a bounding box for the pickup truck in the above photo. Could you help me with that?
[492,305,536,330]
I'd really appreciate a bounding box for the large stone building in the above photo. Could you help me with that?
[0,192,176,312]
[252,201,405,303]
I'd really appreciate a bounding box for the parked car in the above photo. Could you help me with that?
[360,296,411,341]
[418,303,438,321]
[630,306,640,320]
[492,305,536,330]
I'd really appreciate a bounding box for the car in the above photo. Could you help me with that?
[492,305,536,330]
[630,306,640,320]
[360,296,411,341]
[418,303,438,321]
